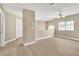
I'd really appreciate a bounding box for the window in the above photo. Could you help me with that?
[48,25,54,30]
[59,22,66,30]
[16,18,22,38]
[66,21,74,31]
[59,21,74,31]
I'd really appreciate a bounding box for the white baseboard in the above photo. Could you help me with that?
[16,35,22,39]
[5,38,16,45]
[23,41,36,46]
[56,35,79,41]
[4,35,54,47]
[4,35,22,45]
[16,36,22,39]
[0,43,5,47]
[35,35,54,41]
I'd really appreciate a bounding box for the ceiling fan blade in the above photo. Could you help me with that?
[49,3,55,5]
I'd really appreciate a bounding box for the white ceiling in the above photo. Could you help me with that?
[3,3,79,21]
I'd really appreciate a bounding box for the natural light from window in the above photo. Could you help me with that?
[48,25,54,30]
[59,21,74,31]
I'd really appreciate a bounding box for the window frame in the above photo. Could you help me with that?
[58,20,74,31]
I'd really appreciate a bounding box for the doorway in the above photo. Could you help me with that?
[0,9,5,47]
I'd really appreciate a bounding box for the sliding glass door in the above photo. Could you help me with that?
[0,14,1,44]
[0,10,5,47]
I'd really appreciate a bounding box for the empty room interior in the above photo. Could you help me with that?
[0,3,79,56]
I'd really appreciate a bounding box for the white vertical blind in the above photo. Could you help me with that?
[16,18,22,38]
[0,14,1,43]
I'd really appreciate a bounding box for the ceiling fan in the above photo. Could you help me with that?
[57,11,65,19]
[49,3,55,5]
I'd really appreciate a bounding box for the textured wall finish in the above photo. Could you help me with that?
[47,14,79,39]
[5,11,16,41]
[35,20,45,32]
[22,9,35,43]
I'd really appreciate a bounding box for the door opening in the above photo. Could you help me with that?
[0,9,5,47]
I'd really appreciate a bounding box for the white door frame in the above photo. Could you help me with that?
[0,8,5,47]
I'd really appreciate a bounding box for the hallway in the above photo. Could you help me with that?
[0,37,79,56]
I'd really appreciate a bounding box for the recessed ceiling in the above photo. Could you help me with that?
[3,3,79,21]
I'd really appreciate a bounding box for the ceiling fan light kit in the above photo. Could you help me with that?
[57,11,65,19]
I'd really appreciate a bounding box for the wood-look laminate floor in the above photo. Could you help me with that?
[0,37,79,56]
